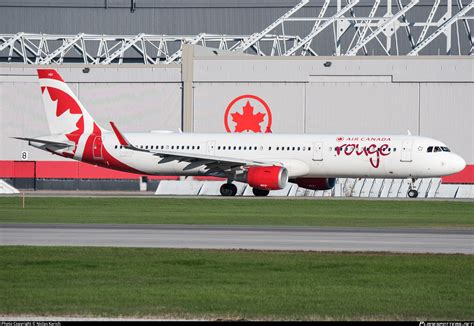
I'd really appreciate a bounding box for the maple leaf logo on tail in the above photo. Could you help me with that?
[40,84,85,158]
[224,94,273,133]
[231,101,265,133]
[37,69,104,159]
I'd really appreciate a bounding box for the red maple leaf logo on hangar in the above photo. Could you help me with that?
[231,101,265,133]
[224,94,272,133]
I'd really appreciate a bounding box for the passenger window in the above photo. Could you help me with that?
[268,146,272,150]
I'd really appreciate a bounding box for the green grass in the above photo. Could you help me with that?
[0,246,472,320]
[0,197,473,228]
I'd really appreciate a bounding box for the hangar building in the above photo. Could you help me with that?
[0,0,473,196]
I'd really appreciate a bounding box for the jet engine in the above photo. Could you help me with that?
[235,166,288,190]
[291,177,336,190]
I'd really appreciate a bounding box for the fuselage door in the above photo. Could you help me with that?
[400,139,413,162]
[312,142,323,161]
[92,136,104,161]
[206,140,216,156]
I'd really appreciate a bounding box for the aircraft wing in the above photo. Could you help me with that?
[109,122,274,175]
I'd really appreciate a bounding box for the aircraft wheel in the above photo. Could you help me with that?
[252,188,270,197]
[220,183,237,196]
[407,189,418,198]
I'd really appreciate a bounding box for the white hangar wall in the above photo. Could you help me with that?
[189,51,473,163]
[0,52,472,164]
[0,65,182,161]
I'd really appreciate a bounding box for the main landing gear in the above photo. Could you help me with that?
[219,183,270,197]
[407,178,419,198]
[220,183,237,196]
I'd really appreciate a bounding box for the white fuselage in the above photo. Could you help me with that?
[99,132,466,179]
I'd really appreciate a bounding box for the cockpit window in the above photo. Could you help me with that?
[427,145,450,153]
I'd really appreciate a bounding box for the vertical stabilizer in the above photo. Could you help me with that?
[37,69,104,159]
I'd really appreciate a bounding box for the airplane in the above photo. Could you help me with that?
[14,69,466,198]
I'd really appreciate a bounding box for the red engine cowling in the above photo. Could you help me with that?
[292,178,336,190]
[237,166,288,190]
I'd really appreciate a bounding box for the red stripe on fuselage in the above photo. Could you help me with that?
[80,123,146,175]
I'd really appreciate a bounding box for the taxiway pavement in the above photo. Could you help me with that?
[1,223,472,254]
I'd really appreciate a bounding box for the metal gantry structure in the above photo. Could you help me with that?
[0,33,306,64]
[0,0,473,64]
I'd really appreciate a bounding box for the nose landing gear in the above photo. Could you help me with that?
[407,178,419,198]
[220,183,238,196]
[407,189,418,198]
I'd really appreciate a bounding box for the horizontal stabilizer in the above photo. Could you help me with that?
[12,137,70,147]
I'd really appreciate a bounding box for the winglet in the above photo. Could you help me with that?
[110,121,131,146]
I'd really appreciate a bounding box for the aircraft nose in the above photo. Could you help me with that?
[449,154,466,175]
